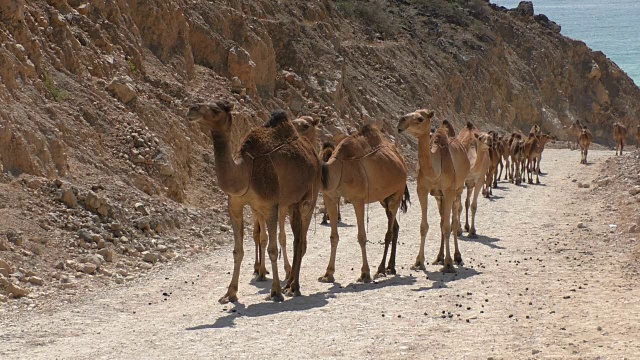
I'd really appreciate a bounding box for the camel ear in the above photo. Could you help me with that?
[473,133,480,139]
[309,117,320,126]
[418,110,435,119]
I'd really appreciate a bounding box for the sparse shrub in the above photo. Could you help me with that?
[43,72,68,102]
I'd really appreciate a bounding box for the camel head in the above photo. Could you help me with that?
[397,109,435,135]
[186,100,235,134]
[292,116,320,139]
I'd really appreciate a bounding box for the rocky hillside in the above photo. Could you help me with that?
[1,0,640,302]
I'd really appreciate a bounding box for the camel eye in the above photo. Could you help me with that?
[418,117,424,122]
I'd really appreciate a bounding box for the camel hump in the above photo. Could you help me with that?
[264,110,290,128]
[466,121,475,130]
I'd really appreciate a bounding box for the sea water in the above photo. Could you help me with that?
[491,0,640,86]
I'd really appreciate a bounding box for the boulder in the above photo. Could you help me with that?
[0,259,13,277]
[106,76,137,104]
[60,188,78,208]
[0,278,28,297]
[514,1,534,17]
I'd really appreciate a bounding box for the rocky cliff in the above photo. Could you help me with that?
[1,0,640,299]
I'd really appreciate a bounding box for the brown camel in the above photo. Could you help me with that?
[579,127,593,164]
[319,135,347,225]
[534,134,554,175]
[530,124,541,137]
[509,133,525,185]
[499,135,511,181]
[398,110,471,272]
[455,122,491,236]
[613,122,628,155]
[636,125,640,149]
[319,124,410,283]
[565,119,582,150]
[187,102,320,303]
[485,131,501,194]
[251,115,321,282]
[523,132,544,184]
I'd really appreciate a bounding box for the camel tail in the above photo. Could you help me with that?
[400,185,411,214]
[321,161,330,190]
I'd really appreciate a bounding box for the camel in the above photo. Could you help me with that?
[318,124,409,283]
[319,136,347,225]
[398,110,470,272]
[530,124,541,137]
[636,125,640,149]
[499,135,511,181]
[485,131,501,194]
[251,115,320,282]
[613,122,628,155]
[187,102,320,303]
[565,119,582,150]
[579,127,593,164]
[509,133,525,185]
[534,134,554,175]
[522,132,541,184]
[456,123,491,237]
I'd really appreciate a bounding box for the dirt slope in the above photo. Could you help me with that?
[2,149,639,359]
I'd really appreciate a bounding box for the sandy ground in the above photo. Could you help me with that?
[1,149,639,359]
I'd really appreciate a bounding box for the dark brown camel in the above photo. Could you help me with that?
[187,102,320,303]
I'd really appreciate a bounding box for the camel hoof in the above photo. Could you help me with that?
[440,263,457,273]
[318,274,335,283]
[357,273,372,283]
[431,258,444,266]
[284,288,301,298]
[410,262,426,271]
[386,267,397,275]
[254,273,268,282]
[218,293,238,304]
[468,232,478,239]
[536,180,540,185]
[320,220,328,225]
[373,271,386,279]
[464,224,470,232]
[454,255,463,266]
[266,292,284,302]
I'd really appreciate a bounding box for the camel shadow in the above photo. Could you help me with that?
[189,276,418,329]
[411,266,480,291]
[460,234,505,250]
[319,222,355,228]
[486,195,505,201]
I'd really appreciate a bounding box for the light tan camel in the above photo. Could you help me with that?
[579,127,593,164]
[636,125,640,149]
[319,124,410,283]
[530,124,541,137]
[565,119,582,150]
[251,116,320,282]
[523,132,543,184]
[456,122,491,236]
[398,111,470,272]
[613,122,628,155]
[187,102,320,303]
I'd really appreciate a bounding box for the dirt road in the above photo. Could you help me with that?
[1,149,639,359]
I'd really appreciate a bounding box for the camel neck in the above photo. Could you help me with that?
[417,132,436,178]
[210,130,250,196]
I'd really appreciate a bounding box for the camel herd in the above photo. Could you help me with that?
[187,101,638,303]
[566,119,640,164]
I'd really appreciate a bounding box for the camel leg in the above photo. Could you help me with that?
[278,207,291,281]
[319,195,340,283]
[504,157,510,181]
[432,196,445,266]
[376,191,402,278]
[388,219,399,274]
[468,182,481,239]
[493,161,500,188]
[375,207,393,279]
[288,195,314,295]
[253,216,269,281]
[411,185,429,271]
[284,203,303,297]
[219,196,245,304]
[321,208,328,225]
[453,193,463,265]
[534,158,540,184]
[440,193,456,273]
[585,148,589,164]
[252,216,260,276]
[464,185,471,233]
[537,155,542,175]
[264,205,284,302]
[353,200,372,283]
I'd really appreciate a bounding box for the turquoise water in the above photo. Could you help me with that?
[491,0,640,85]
